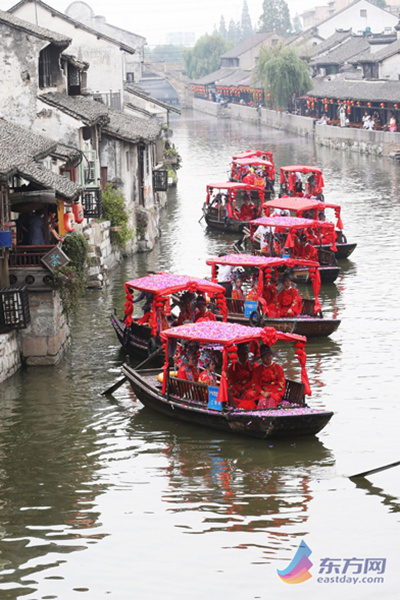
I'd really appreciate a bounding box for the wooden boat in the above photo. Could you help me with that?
[247,215,340,284]
[122,321,333,439]
[279,165,324,200]
[264,196,357,259]
[231,150,276,179]
[230,157,275,199]
[111,273,228,359]
[202,181,264,233]
[206,253,340,337]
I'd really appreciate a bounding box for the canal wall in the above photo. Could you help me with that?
[20,290,69,367]
[193,97,400,157]
[0,331,21,383]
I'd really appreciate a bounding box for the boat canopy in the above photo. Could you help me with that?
[124,273,225,296]
[233,157,274,168]
[206,253,321,312]
[232,151,275,174]
[249,216,337,252]
[160,321,310,402]
[280,165,323,177]
[264,197,343,229]
[206,182,250,191]
[123,273,228,333]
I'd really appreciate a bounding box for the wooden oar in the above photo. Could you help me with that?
[101,346,163,396]
[350,460,400,479]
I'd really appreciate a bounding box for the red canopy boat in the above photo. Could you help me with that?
[263,196,356,259]
[111,273,228,359]
[279,165,324,200]
[230,157,275,198]
[202,181,265,232]
[206,253,340,337]
[247,215,340,284]
[232,150,276,176]
[122,321,333,439]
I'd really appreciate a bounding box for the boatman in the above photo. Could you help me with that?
[277,274,302,317]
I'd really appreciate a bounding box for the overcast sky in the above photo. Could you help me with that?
[0,0,317,46]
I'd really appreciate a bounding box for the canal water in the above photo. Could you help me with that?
[1,110,400,599]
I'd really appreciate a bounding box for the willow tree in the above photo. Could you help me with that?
[256,44,311,109]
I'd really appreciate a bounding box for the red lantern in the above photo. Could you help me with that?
[394,104,399,110]
[64,209,75,233]
[380,103,385,109]
[72,201,84,224]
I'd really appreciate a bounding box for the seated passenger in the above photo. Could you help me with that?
[195,297,217,322]
[246,276,259,301]
[177,292,195,325]
[231,272,245,313]
[277,274,302,317]
[177,350,199,382]
[293,233,319,261]
[238,195,256,221]
[228,343,253,408]
[262,281,279,317]
[199,350,218,386]
[240,345,285,409]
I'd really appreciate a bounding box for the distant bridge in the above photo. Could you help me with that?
[143,60,193,109]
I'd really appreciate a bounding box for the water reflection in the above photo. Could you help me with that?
[128,409,333,540]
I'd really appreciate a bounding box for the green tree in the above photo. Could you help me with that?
[227,19,241,43]
[241,0,253,40]
[184,34,233,79]
[219,15,227,38]
[258,0,291,35]
[256,44,311,109]
[292,13,302,34]
[145,45,185,63]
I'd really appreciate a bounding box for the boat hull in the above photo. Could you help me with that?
[225,312,340,337]
[122,366,333,440]
[291,265,340,284]
[110,312,160,360]
[204,212,249,233]
[322,242,357,259]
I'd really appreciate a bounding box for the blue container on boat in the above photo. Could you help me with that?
[0,231,12,247]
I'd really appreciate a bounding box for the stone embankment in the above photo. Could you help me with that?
[193,97,400,157]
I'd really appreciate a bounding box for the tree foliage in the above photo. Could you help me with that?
[144,45,186,63]
[241,1,253,40]
[256,44,311,109]
[184,34,233,80]
[258,0,291,35]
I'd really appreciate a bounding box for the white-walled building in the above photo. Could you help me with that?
[8,0,136,110]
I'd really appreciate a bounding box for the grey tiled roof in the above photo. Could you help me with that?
[0,118,56,178]
[19,160,81,200]
[309,29,352,58]
[39,92,110,127]
[356,37,400,63]
[39,91,161,142]
[192,67,251,86]
[310,36,370,66]
[220,32,280,59]
[308,77,400,102]
[0,119,81,199]
[125,84,181,114]
[0,7,70,45]
[104,107,161,142]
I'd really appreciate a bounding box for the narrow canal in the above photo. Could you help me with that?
[1,110,399,599]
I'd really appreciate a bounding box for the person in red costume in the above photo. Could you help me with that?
[231,272,245,313]
[228,343,253,408]
[177,292,195,325]
[199,350,218,386]
[246,276,258,301]
[262,280,279,317]
[177,351,199,382]
[242,168,255,185]
[277,273,302,317]
[245,345,286,409]
[194,297,217,322]
[238,195,255,221]
[293,233,319,261]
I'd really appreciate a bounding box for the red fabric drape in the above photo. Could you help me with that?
[124,290,133,326]
[295,342,311,395]
[217,348,230,405]
[161,342,169,394]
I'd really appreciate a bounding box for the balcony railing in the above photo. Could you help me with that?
[9,245,56,268]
